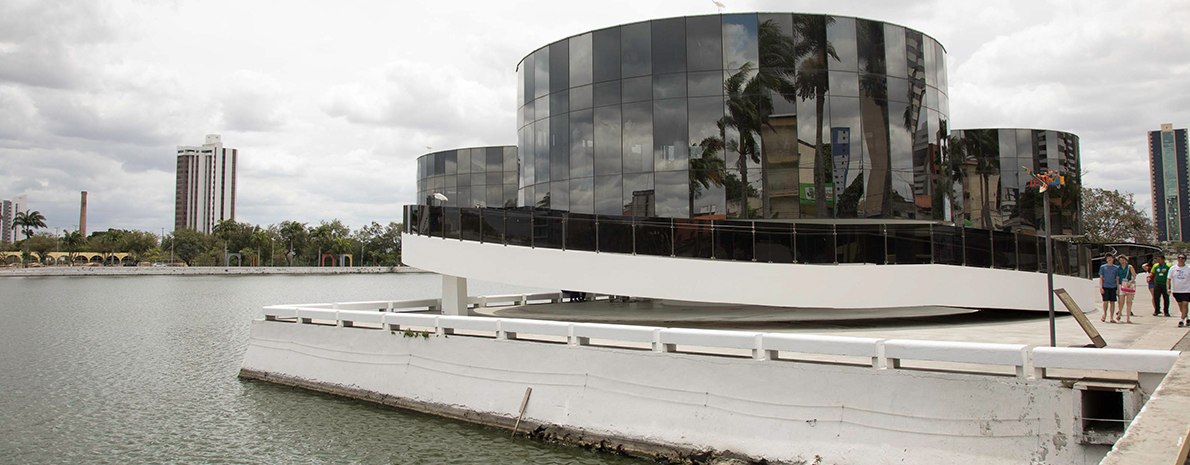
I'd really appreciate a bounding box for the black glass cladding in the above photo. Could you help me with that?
[516,13,953,223]
[416,146,518,208]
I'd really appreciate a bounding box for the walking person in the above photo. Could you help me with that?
[1171,254,1190,327]
[1118,256,1137,323]
[1152,255,1172,317]
[1099,254,1121,323]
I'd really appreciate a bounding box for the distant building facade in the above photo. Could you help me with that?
[1,195,27,243]
[1149,123,1190,242]
[175,134,238,233]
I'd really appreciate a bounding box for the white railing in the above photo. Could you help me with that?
[259,304,1181,381]
[263,292,569,316]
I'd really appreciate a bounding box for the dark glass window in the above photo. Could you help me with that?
[687,70,723,97]
[522,54,534,106]
[427,206,444,238]
[594,175,623,215]
[686,15,722,72]
[570,109,594,178]
[533,211,564,249]
[635,217,673,256]
[534,119,549,183]
[621,22,652,78]
[622,102,653,174]
[992,230,1018,270]
[598,215,634,253]
[593,27,621,83]
[836,224,885,264]
[713,220,753,261]
[722,14,759,72]
[569,177,594,214]
[549,40,569,94]
[883,24,907,79]
[622,75,652,103]
[758,14,794,69]
[688,96,723,158]
[503,147,517,174]
[690,169,726,218]
[673,218,713,258]
[550,89,569,116]
[623,172,654,217]
[502,183,517,208]
[654,98,688,172]
[887,224,931,264]
[533,47,549,99]
[551,180,569,212]
[594,80,621,107]
[653,72,687,99]
[461,208,482,242]
[594,105,622,176]
[570,33,593,87]
[651,18,686,74]
[442,207,461,239]
[932,225,962,265]
[457,148,471,174]
[856,19,885,75]
[825,16,858,72]
[534,183,550,209]
[1018,233,1039,272]
[755,222,794,263]
[655,170,690,218]
[566,213,597,251]
[481,208,504,243]
[408,205,421,235]
[506,210,532,246]
[433,152,444,175]
[570,84,593,110]
[965,228,992,268]
[550,114,569,181]
[486,147,503,172]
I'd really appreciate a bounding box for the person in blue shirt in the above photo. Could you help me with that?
[1099,254,1122,323]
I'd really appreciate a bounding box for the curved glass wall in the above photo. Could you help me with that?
[416,146,519,208]
[516,13,951,221]
[950,129,1081,237]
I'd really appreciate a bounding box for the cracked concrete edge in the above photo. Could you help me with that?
[237,368,798,465]
[1099,351,1190,465]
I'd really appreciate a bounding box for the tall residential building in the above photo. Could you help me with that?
[2,195,27,243]
[1149,123,1190,242]
[175,134,238,233]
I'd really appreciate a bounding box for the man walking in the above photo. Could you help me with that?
[1152,255,1172,317]
[1171,254,1190,327]
[1100,254,1121,323]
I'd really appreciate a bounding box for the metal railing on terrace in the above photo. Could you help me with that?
[402,205,1093,279]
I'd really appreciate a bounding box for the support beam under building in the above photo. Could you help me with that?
[441,275,470,316]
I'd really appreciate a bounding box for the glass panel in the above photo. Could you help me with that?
[533,47,549,99]
[653,72,687,99]
[862,97,893,219]
[522,54,533,106]
[652,18,686,74]
[755,222,794,263]
[654,98,688,172]
[722,14,759,73]
[570,109,594,178]
[472,148,486,173]
[534,119,549,183]
[687,70,723,97]
[686,15,722,72]
[835,224,884,264]
[965,228,992,268]
[713,220,753,261]
[461,208,482,242]
[502,183,517,208]
[622,101,653,174]
[408,205,421,234]
[427,206,444,238]
[825,16,858,72]
[992,230,1018,270]
[570,84,593,110]
[655,170,690,218]
[597,215,634,253]
[551,89,569,116]
[532,211,564,250]
[674,218,714,258]
[621,22,652,78]
[549,40,568,94]
[594,80,621,107]
[433,151,445,175]
[569,33,593,87]
[831,97,863,218]
[569,177,594,214]
[1018,233,1039,272]
[504,147,517,174]
[932,225,963,265]
[482,208,504,243]
[857,19,886,75]
[594,105,622,176]
[622,75,652,103]
[623,172,655,217]
[457,149,470,174]
[442,207,461,239]
[550,114,569,181]
[486,147,503,173]
[551,180,569,212]
[887,224,931,264]
[593,27,621,83]
[565,213,597,251]
[535,95,549,121]
[635,217,673,256]
[922,37,936,89]
[594,175,623,215]
[758,13,794,69]
[505,210,532,247]
[534,183,549,209]
[795,223,834,264]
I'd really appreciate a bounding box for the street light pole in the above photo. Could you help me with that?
[1044,187,1055,348]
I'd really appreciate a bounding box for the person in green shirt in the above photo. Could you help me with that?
[1152,255,1171,317]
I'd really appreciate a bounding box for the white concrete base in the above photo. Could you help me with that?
[441,275,470,316]
[242,320,1112,464]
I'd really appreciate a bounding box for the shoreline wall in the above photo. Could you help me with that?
[240,319,1113,465]
[0,266,427,277]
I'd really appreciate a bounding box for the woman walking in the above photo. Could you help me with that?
[1118,256,1137,323]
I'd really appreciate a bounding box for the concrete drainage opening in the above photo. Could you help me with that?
[1076,381,1138,445]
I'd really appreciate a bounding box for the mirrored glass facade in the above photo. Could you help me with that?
[517,13,952,221]
[416,146,519,208]
[1148,125,1190,242]
[950,129,1082,237]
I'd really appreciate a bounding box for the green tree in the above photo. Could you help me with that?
[119,230,158,262]
[166,228,212,265]
[26,234,57,265]
[62,230,85,266]
[1080,187,1155,243]
[12,210,47,267]
[278,221,309,266]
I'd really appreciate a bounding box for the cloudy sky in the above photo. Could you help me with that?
[1,0,1187,234]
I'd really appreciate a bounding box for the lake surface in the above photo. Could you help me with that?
[0,274,647,464]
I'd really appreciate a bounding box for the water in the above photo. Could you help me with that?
[0,274,648,464]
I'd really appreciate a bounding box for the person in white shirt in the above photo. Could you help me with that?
[1168,254,1190,327]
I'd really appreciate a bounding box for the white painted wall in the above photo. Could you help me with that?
[402,233,1099,312]
[243,321,1110,464]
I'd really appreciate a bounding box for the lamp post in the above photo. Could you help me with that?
[1025,167,1064,348]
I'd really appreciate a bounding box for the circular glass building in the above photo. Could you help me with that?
[515,13,951,221]
[416,146,518,208]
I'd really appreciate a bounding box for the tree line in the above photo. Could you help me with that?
[5,214,404,267]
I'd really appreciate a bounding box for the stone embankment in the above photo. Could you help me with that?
[0,266,427,277]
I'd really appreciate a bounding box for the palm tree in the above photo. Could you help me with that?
[12,210,46,267]
[955,129,1000,229]
[62,230,84,266]
[791,15,838,218]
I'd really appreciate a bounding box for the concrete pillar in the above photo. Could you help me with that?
[441,274,470,316]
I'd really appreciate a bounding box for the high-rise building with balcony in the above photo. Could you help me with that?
[175,134,238,233]
[1148,123,1189,242]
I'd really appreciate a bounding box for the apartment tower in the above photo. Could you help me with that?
[175,134,238,233]
[1149,123,1190,242]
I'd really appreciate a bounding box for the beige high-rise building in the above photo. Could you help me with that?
[175,134,238,233]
